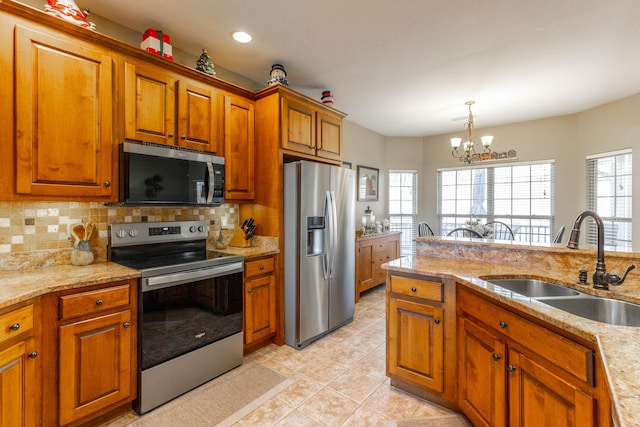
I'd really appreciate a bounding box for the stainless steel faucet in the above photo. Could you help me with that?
[566,210,635,290]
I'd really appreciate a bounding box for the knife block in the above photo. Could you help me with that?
[229,228,251,248]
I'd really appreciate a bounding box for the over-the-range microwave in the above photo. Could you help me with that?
[120,141,225,206]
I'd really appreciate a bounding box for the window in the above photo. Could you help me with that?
[438,161,555,242]
[586,150,632,250]
[389,170,417,255]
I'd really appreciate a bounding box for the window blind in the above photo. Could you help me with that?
[388,170,417,255]
[586,149,632,250]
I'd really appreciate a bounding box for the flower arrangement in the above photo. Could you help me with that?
[465,219,494,237]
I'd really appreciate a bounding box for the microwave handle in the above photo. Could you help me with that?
[206,163,215,203]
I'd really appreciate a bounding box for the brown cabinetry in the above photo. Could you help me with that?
[387,274,457,407]
[43,280,137,426]
[223,93,255,200]
[281,94,343,162]
[0,300,41,427]
[244,256,277,349]
[123,59,222,154]
[457,287,604,427]
[13,24,115,199]
[355,232,400,302]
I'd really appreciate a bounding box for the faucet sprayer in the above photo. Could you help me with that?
[566,210,635,290]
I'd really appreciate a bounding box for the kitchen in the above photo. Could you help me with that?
[1,0,640,426]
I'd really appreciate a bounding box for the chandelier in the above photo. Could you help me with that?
[450,101,493,164]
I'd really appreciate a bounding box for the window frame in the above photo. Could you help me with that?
[388,170,418,255]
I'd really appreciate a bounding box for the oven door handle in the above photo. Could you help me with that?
[142,262,244,292]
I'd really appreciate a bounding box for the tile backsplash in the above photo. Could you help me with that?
[0,201,239,268]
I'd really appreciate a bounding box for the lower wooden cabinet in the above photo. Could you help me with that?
[386,274,457,407]
[0,300,41,427]
[457,286,606,427]
[356,232,400,302]
[43,279,137,426]
[244,256,277,349]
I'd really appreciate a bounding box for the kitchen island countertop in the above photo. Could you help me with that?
[384,253,640,427]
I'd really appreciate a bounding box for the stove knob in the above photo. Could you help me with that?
[198,226,205,232]
[189,226,197,233]
[128,229,139,237]
[115,229,127,238]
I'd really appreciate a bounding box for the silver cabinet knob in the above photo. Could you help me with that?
[96,299,104,306]
[499,321,508,329]
[123,322,131,328]
[104,181,111,187]
[507,364,517,372]
[9,323,20,331]
[492,353,501,361]
[28,351,38,359]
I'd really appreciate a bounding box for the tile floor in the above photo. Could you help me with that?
[105,285,471,426]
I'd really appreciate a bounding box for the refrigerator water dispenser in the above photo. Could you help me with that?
[307,216,325,256]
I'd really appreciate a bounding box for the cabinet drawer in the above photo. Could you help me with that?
[0,304,34,345]
[245,257,275,278]
[459,289,594,384]
[391,276,443,302]
[59,284,131,320]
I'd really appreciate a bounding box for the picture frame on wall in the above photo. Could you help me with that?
[357,165,379,201]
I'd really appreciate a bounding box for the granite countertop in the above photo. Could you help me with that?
[0,262,140,310]
[383,255,640,427]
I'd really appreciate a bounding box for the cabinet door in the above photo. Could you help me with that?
[508,349,595,427]
[281,96,316,155]
[177,79,221,154]
[458,318,507,427]
[245,274,277,345]
[316,111,342,161]
[15,26,114,198]
[124,59,176,144]
[59,310,132,425]
[0,338,40,427]
[223,93,255,200]
[356,240,375,302]
[388,297,444,392]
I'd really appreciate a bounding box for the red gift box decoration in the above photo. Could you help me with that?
[141,28,174,61]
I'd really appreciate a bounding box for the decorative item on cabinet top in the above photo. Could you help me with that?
[141,28,174,61]
[321,90,335,106]
[267,64,289,86]
[196,49,216,76]
[44,0,96,30]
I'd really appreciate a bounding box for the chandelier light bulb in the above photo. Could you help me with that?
[481,135,494,148]
[451,138,462,149]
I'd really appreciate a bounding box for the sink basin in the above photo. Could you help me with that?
[487,278,580,297]
[542,296,640,327]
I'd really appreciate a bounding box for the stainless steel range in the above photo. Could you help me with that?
[108,220,244,414]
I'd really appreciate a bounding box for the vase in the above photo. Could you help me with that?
[71,240,94,266]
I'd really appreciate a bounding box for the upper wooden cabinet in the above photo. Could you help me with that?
[13,25,115,199]
[123,58,222,154]
[223,92,255,200]
[281,93,344,162]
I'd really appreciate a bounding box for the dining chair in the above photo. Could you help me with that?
[553,226,566,243]
[485,221,515,240]
[446,228,483,238]
[417,221,435,237]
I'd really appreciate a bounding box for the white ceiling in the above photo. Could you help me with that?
[79,0,640,137]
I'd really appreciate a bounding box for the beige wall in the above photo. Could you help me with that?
[344,93,640,247]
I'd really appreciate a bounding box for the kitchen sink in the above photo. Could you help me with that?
[542,296,640,327]
[487,278,580,297]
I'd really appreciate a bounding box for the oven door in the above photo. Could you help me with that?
[139,263,243,371]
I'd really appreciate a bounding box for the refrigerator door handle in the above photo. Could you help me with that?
[328,190,338,278]
[322,191,331,280]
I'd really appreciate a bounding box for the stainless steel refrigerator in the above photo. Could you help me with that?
[284,160,356,349]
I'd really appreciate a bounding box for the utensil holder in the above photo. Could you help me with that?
[71,240,94,266]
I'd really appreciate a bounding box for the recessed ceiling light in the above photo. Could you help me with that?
[232,31,252,43]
